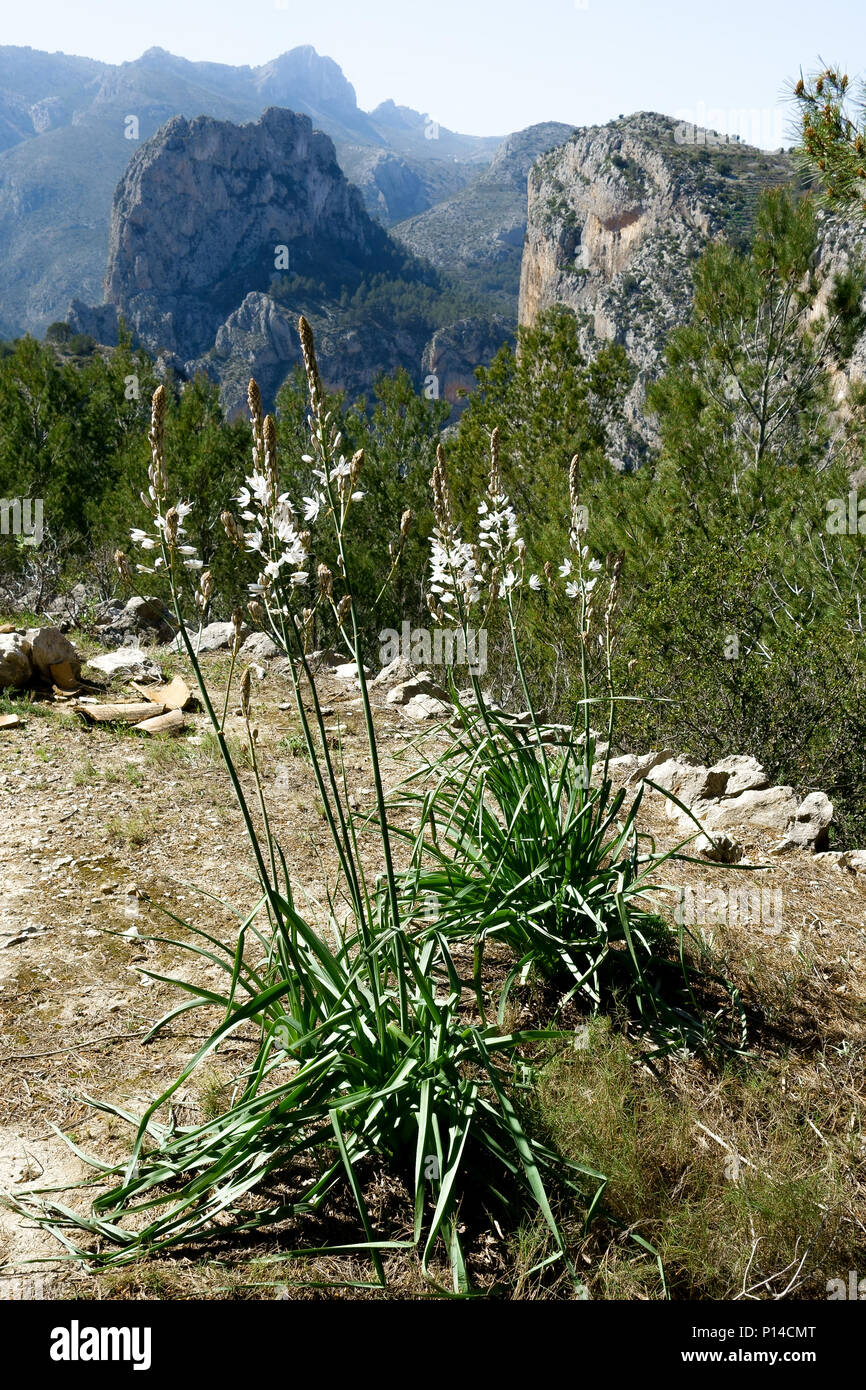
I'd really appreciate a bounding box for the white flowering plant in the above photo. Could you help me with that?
[391,437,744,1053]
[10,319,622,1297]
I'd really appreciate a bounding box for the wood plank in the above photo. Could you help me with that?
[73,702,165,724]
[134,708,185,736]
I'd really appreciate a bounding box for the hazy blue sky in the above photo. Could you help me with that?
[5,0,866,145]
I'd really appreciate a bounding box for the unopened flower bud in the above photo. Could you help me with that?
[240,667,252,719]
[114,549,132,584]
[221,510,243,545]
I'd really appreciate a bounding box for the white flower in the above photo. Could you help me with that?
[478,496,519,558]
[565,580,581,599]
[559,559,573,578]
[245,529,264,554]
[250,470,270,507]
[350,491,365,503]
[303,494,323,522]
[430,534,483,609]
[529,573,542,591]
[588,558,602,573]
[183,558,203,570]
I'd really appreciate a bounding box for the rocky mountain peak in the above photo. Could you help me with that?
[252,46,359,118]
[98,105,385,360]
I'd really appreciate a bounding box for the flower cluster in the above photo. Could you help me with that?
[477,427,524,596]
[129,386,202,575]
[297,315,365,528]
[220,320,369,646]
[428,437,608,628]
[234,380,310,603]
[428,445,484,619]
[526,455,601,602]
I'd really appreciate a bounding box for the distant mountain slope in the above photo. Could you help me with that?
[390,122,577,308]
[0,43,501,338]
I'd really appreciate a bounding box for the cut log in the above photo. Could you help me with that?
[134,708,185,736]
[73,702,166,725]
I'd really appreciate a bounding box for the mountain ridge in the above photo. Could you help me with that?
[0,42,502,339]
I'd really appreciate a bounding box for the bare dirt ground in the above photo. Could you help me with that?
[1,644,864,1300]
[0,649,420,1297]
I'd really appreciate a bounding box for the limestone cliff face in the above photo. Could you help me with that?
[102,106,391,359]
[519,113,795,461]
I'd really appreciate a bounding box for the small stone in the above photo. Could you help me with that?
[710,754,770,797]
[402,693,452,721]
[693,832,743,864]
[373,655,416,687]
[87,648,164,682]
[239,632,281,662]
[0,632,34,689]
[334,661,372,681]
[386,672,450,706]
[771,791,834,854]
